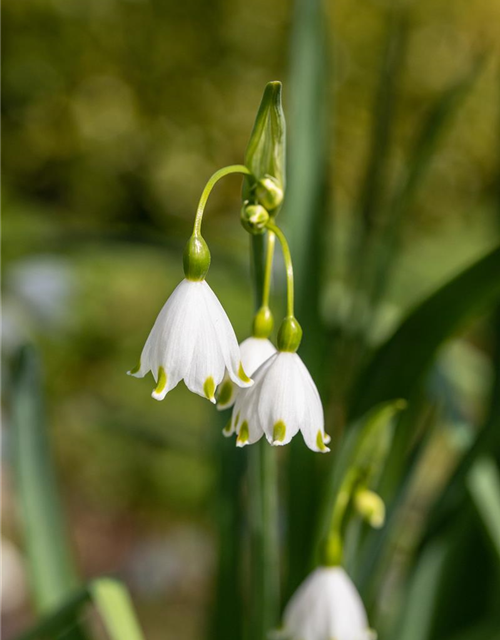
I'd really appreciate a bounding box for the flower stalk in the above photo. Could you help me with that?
[248,233,281,640]
[193,164,252,235]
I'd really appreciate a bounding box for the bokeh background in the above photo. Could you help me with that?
[3,0,500,638]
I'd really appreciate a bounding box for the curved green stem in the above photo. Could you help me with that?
[322,469,357,566]
[262,231,276,309]
[266,222,294,317]
[193,165,252,235]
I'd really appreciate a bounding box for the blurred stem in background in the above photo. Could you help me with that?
[284,0,331,600]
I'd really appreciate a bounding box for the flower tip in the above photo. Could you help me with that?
[127,361,141,377]
[222,423,233,437]
[272,440,287,447]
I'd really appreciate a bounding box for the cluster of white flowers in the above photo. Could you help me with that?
[127,83,377,640]
[128,275,330,452]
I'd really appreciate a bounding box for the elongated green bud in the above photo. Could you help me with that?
[241,203,269,234]
[256,176,284,211]
[277,315,302,352]
[253,305,274,338]
[183,233,211,281]
[243,81,286,211]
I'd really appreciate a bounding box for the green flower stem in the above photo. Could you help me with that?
[248,234,280,640]
[193,165,252,235]
[322,469,357,566]
[262,230,276,309]
[266,222,294,317]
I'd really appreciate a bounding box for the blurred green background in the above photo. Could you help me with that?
[3,0,500,638]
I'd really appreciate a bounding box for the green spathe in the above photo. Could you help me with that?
[277,316,303,352]
[183,233,211,281]
[243,81,286,207]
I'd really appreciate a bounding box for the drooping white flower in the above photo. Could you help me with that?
[128,279,252,402]
[217,336,276,410]
[282,567,374,640]
[228,351,330,452]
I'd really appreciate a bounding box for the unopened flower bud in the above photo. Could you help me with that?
[354,489,385,529]
[256,176,284,211]
[240,203,269,234]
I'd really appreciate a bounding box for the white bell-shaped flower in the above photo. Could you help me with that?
[228,351,330,452]
[128,279,252,402]
[282,567,374,640]
[217,336,276,410]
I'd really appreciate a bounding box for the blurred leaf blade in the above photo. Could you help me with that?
[90,578,146,640]
[355,7,408,243]
[391,541,448,640]
[10,345,80,613]
[467,457,500,562]
[284,0,331,598]
[16,578,146,640]
[370,54,486,306]
[351,245,500,419]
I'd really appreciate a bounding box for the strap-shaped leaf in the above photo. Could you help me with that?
[15,579,146,640]
[351,245,500,419]
[467,457,500,562]
[10,346,80,613]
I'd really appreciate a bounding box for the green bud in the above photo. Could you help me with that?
[183,233,211,281]
[241,203,269,234]
[243,81,286,207]
[256,176,284,211]
[354,489,386,529]
[252,306,274,338]
[277,315,302,352]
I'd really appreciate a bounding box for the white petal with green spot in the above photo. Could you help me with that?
[229,351,329,452]
[217,337,276,410]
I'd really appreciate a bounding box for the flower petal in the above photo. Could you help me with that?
[217,337,276,410]
[201,282,253,389]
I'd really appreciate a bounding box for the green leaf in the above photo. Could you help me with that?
[355,8,408,243]
[351,245,500,419]
[10,345,80,613]
[244,81,286,196]
[369,54,485,307]
[284,0,331,599]
[390,541,448,640]
[90,578,146,640]
[467,457,500,562]
[15,578,146,640]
